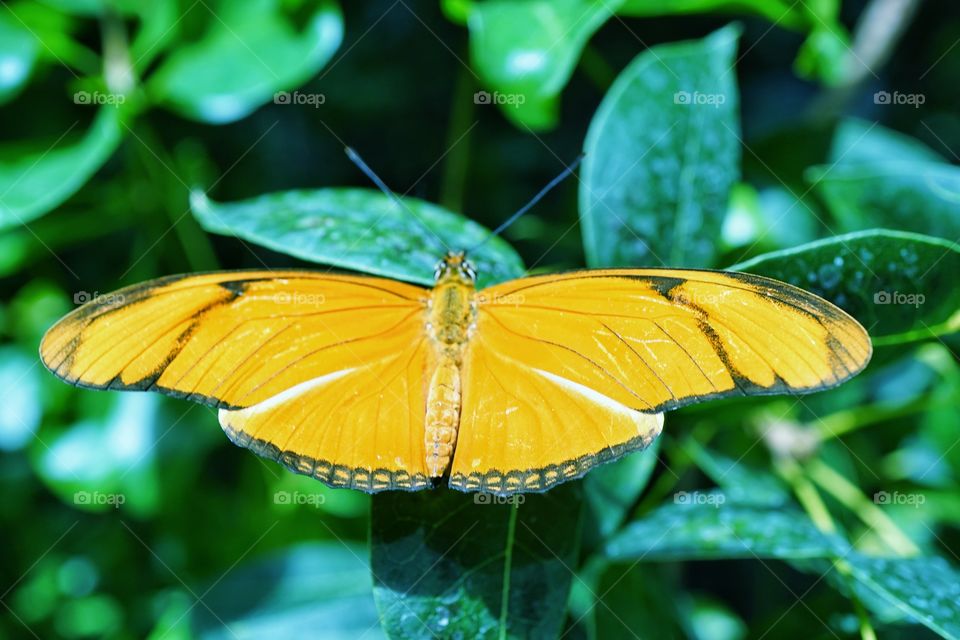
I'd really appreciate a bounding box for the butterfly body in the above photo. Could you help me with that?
[424,252,477,476]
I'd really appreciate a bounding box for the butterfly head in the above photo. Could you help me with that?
[435,251,477,284]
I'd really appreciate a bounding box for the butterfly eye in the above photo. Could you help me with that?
[463,262,477,281]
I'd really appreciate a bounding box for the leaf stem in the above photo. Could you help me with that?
[499,501,518,640]
[805,458,920,557]
[776,457,878,640]
[439,66,476,214]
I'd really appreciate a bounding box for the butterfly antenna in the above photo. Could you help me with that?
[344,147,448,251]
[470,154,584,253]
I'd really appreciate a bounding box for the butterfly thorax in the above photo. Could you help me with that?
[426,253,477,354]
[424,252,477,477]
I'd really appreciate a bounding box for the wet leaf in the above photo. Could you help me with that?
[808,161,960,240]
[371,485,582,640]
[730,229,960,345]
[580,24,740,268]
[191,188,526,288]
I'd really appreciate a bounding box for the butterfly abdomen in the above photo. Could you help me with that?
[423,270,476,477]
[425,357,461,477]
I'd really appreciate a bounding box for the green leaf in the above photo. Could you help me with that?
[620,0,805,28]
[371,485,582,640]
[148,0,343,124]
[682,441,790,507]
[583,436,661,549]
[157,542,384,639]
[580,24,741,268]
[129,0,180,72]
[808,161,960,240]
[605,499,848,561]
[830,118,946,166]
[0,9,39,104]
[191,189,526,288]
[33,394,161,517]
[467,0,623,130]
[730,229,960,345]
[0,108,124,230]
[0,346,42,451]
[843,555,960,640]
[606,501,960,639]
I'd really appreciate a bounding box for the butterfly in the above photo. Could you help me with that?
[40,251,871,495]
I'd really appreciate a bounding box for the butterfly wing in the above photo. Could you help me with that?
[451,268,870,494]
[41,271,434,491]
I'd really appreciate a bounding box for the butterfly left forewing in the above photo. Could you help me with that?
[41,271,433,491]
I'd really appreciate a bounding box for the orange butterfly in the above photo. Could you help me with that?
[40,252,871,495]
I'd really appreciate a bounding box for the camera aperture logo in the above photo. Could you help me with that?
[474,90,526,108]
[673,91,726,108]
[874,290,924,308]
[274,490,326,508]
[274,91,326,108]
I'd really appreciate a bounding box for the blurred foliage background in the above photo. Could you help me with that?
[1,0,959,638]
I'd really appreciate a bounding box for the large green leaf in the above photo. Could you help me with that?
[191,189,526,288]
[580,24,741,268]
[371,485,582,640]
[730,229,960,345]
[604,501,960,639]
[148,0,343,124]
[0,9,39,104]
[0,108,124,230]
[466,0,623,130]
[151,542,384,639]
[605,498,847,561]
[830,118,946,166]
[808,161,960,240]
